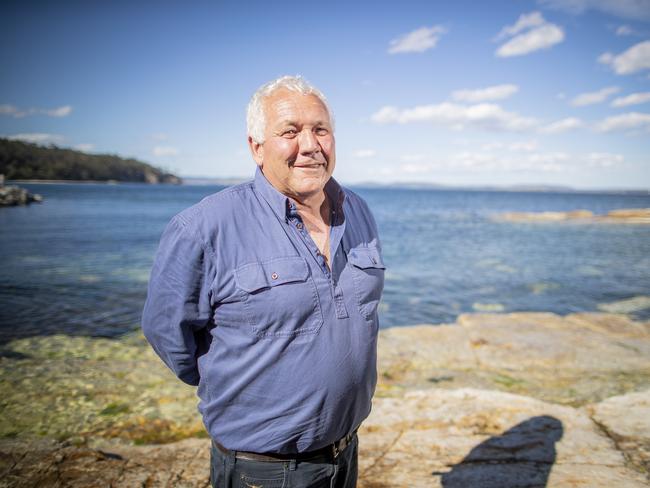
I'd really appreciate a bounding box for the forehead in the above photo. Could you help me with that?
[263,89,330,127]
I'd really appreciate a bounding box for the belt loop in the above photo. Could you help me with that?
[288,459,297,471]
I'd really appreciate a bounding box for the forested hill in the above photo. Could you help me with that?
[0,138,181,184]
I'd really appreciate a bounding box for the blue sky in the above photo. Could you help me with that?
[1,0,649,189]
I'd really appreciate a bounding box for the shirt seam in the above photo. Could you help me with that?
[169,213,218,263]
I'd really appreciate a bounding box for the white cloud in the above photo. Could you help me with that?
[496,24,565,57]
[598,41,650,75]
[538,0,650,21]
[598,52,614,65]
[595,112,650,131]
[400,154,426,162]
[496,11,546,40]
[611,92,650,107]
[585,152,624,167]
[353,149,376,158]
[451,84,519,102]
[570,86,620,106]
[74,143,95,152]
[539,117,584,133]
[371,102,538,132]
[0,104,19,116]
[453,151,571,172]
[400,162,436,174]
[495,12,564,58]
[616,25,634,36]
[510,140,540,152]
[44,105,72,117]
[393,149,624,175]
[153,146,180,157]
[151,133,169,141]
[0,105,29,118]
[5,133,65,144]
[482,140,539,151]
[388,25,447,54]
[0,104,72,118]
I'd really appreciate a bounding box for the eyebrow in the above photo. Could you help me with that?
[275,119,329,127]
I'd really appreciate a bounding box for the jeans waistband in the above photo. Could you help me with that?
[212,430,357,463]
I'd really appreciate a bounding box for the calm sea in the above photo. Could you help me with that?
[1,182,649,343]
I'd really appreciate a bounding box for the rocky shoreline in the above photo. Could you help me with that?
[1,310,649,486]
[494,208,650,224]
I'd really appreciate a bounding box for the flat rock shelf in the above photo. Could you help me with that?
[1,312,649,486]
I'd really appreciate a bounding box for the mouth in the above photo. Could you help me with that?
[290,160,326,169]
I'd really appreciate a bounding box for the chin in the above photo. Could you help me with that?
[291,181,325,197]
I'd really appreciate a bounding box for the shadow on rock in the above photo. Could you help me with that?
[435,415,563,488]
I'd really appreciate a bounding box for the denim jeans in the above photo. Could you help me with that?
[210,435,359,488]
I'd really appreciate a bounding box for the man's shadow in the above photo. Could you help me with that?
[434,415,563,488]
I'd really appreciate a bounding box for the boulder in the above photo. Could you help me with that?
[0,185,43,206]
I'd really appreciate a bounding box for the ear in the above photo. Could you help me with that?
[248,136,264,167]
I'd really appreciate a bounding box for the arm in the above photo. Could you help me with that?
[141,216,216,386]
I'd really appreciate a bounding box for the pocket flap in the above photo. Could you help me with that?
[235,256,310,293]
[347,246,386,270]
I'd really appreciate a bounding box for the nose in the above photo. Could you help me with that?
[298,129,320,155]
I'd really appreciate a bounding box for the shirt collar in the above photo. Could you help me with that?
[253,166,346,222]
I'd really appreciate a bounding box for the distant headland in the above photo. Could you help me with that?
[0,138,181,184]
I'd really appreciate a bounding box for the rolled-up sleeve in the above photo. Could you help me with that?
[141,216,216,385]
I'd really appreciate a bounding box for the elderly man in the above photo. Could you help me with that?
[142,75,385,487]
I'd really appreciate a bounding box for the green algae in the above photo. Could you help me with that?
[0,332,201,445]
[100,403,130,416]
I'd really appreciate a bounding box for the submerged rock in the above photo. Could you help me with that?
[598,295,650,314]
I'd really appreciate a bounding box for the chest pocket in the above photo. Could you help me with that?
[347,246,386,322]
[235,256,323,338]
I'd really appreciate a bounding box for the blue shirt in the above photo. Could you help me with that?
[142,168,385,454]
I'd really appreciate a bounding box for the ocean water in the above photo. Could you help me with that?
[1,182,649,343]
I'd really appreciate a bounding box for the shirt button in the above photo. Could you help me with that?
[271,272,278,280]
[296,223,303,230]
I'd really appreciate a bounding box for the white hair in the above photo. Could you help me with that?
[246,75,334,144]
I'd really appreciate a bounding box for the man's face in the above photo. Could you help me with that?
[249,89,336,200]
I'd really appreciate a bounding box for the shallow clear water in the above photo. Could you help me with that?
[1,182,649,342]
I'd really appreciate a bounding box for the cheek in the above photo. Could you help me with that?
[320,138,335,156]
[275,139,297,157]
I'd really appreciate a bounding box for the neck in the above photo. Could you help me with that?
[293,190,328,220]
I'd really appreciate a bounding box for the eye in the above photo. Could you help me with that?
[281,129,298,138]
[315,127,329,136]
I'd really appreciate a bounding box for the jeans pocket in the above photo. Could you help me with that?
[235,256,324,338]
[237,461,287,488]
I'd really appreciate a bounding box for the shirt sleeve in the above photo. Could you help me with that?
[141,216,216,386]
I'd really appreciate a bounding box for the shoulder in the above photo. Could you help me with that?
[340,186,381,245]
[173,180,255,229]
[341,186,374,218]
[164,181,255,253]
